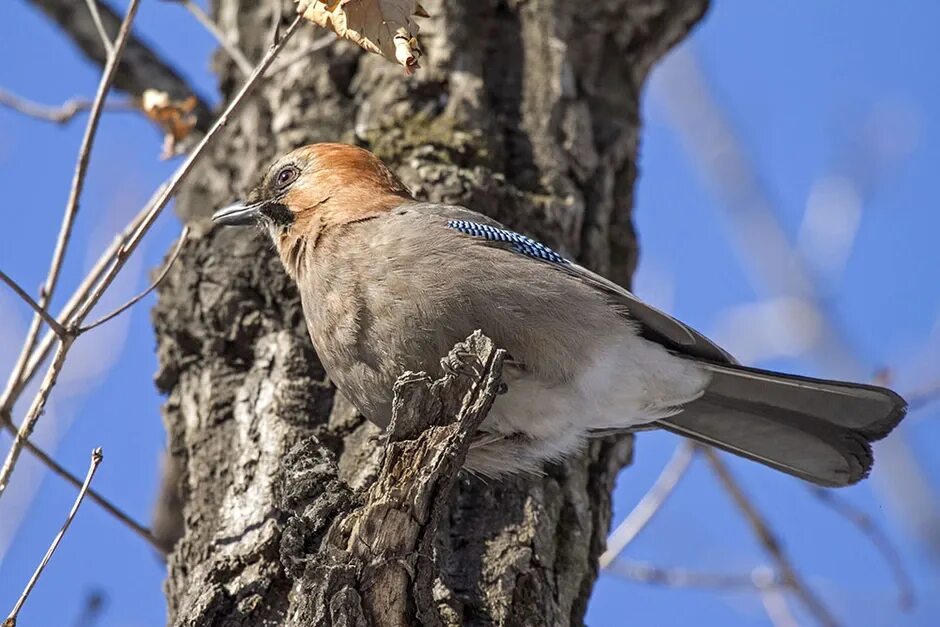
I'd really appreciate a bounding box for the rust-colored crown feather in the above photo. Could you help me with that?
[273,143,411,223]
[252,143,414,272]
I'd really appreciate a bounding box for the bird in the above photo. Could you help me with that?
[212,142,907,487]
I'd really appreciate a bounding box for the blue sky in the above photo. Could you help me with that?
[1,1,938,625]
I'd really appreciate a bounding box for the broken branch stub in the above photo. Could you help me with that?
[280,331,505,626]
[342,331,504,625]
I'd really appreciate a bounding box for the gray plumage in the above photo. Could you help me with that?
[213,143,907,487]
[294,202,904,485]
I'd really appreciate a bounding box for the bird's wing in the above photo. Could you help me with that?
[398,202,736,365]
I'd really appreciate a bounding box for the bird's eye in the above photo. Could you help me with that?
[274,165,299,188]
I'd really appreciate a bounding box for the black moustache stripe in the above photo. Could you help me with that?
[262,202,294,226]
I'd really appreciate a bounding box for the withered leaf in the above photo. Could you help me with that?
[295,0,425,74]
[140,89,198,160]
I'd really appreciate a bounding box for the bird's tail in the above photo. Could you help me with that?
[658,363,907,487]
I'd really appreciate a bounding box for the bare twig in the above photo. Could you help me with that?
[0,411,163,553]
[658,44,940,559]
[176,0,254,76]
[810,487,915,609]
[0,15,305,502]
[69,15,304,329]
[0,0,142,501]
[0,270,67,338]
[79,226,190,333]
[654,47,861,376]
[26,0,214,130]
[600,442,696,568]
[0,90,135,124]
[606,558,758,589]
[0,340,74,498]
[4,448,103,627]
[269,0,285,45]
[83,0,113,55]
[34,0,141,339]
[1,0,142,391]
[753,567,801,627]
[268,34,335,76]
[704,448,840,627]
[907,379,940,412]
[0,226,130,413]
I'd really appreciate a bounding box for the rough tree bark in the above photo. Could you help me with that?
[150,1,708,624]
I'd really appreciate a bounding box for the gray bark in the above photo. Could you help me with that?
[151,1,708,624]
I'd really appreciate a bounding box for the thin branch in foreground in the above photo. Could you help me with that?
[0,340,75,499]
[78,226,190,333]
[83,0,113,55]
[703,448,840,627]
[608,557,804,627]
[809,487,915,609]
[606,558,758,589]
[0,271,67,338]
[40,0,142,336]
[752,567,801,627]
[0,16,302,410]
[68,14,305,331]
[26,0,214,131]
[0,90,136,124]
[600,442,696,568]
[177,0,254,76]
[268,34,335,76]
[0,411,163,553]
[0,226,125,414]
[3,448,103,627]
[907,378,940,412]
[269,0,284,45]
[0,15,305,503]
[0,0,142,503]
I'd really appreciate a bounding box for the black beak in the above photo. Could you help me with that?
[212,200,262,226]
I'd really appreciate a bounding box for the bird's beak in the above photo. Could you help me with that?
[212,200,261,226]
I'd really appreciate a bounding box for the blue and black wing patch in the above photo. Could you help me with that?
[447,219,570,265]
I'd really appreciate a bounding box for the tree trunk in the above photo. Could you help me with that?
[151,1,707,624]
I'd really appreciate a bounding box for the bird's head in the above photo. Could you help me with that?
[212,143,413,270]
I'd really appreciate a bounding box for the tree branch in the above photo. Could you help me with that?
[809,487,915,609]
[704,449,840,627]
[908,378,940,412]
[82,0,113,55]
[0,0,143,500]
[0,410,163,553]
[3,448,103,627]
[26,0,213,131]
[78,226,190,333]
[0,228,128,414]
[278,331,506,626]
[752,567,801,627]
[606,559,758,589]
[0,270,66,338]
[0,90,136,124]
[0,15,305,502]
[173,0,254,76]
[267,34,335,76]
[600,442,696,568]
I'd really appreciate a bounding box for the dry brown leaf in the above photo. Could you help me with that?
[140,89,198,159]
[296,0,425,74]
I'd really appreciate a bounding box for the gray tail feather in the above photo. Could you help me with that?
[657,363,907,487]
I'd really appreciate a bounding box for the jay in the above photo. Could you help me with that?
[213,143,906,486]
